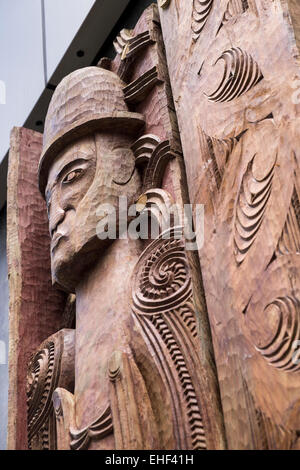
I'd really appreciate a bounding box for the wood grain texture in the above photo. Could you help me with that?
[27,329,75,450]
[109,4,226,449]
[23,3,226,450]
[7,127,66,449]
[159,0,300,449]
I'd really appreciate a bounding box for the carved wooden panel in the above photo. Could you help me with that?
[27,329,75,450]
[13,4,226,450]
[95,4,226,449]
[7,127,67,449]
[159,0,300,449]
[131,224,207,449]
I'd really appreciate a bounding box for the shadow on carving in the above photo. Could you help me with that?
[192,0,214,42]
[234,154,276,265]
[206,48,263,103]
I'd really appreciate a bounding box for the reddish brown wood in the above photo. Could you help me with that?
[159,0,300,449]
[23,4,226,450]
[7,127,66,449]
[27,329,75,449]
[107,7,226,448]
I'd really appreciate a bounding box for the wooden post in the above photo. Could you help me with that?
[7,127,66,449]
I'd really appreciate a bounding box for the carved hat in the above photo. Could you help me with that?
[38,66,145,194]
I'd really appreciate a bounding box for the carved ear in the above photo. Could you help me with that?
[111,147,136,186]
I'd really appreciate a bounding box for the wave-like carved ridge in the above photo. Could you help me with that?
[234,155,275,264]
[192,0,214,42]
[207,47,263,103]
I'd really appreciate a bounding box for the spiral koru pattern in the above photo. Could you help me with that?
[255,296,300,372]
[132,227,192,316]
[27,341,60,448]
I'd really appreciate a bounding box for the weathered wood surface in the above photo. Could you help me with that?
[107,4,226,449]
[22,3,226,450]
[158,0,300,449]
[27,329,75,450]
[7,127,66,449]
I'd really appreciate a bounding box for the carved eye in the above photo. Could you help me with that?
[62,169,83,184]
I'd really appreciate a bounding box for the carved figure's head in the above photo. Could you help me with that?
[39,67,145,292]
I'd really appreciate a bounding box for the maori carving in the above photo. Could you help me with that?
[27,342,55,449]
[27,329,75,450]
[113,29,134,60]
[206,48,263,103]
[108,351,159,449]
[132,225,207,450]
[192,0,214,42]
[276,187,300,256]
[35,57,207,449]
[158,0,300,450]
[252,296,300,372]
[111,7,158,83]
[132,228,192,315]
[135,188,180,232]
[124,66,163,104]
[132,135,177,190]
[70,405,113,450]
[20,4,225,451]
[203,130,247,188]
[52,388,76,450]
[109,3,170,123]
[241,376,299,450]
[7,128,67,450]
[113,29,154,61]
[217,1,258,35]
[222,0,250,27]
[158,0,171,9]
[133,227,191,315]
[255,407,299,450]
[61,294,76,329]
[234,154,276,265]
[132,134,161,168]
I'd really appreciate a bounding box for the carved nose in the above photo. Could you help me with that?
[49,197,65,238]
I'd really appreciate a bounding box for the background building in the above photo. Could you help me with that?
[0,0,154,450]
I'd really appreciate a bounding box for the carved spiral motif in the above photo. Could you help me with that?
[27,342,57,447]
[207,47,263,102]
[234,154,275,265]
[253,296,300,372]
[132,227,191,315]
[192,0,214,41]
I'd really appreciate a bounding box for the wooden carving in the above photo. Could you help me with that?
[27,329,75,450]
[131,223,207,449]
[192,0,214,41]
[158,0,300,449]
[26,4,225,450]
[7,127,67,449]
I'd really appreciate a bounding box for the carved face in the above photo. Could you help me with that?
[45,132,141,292]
